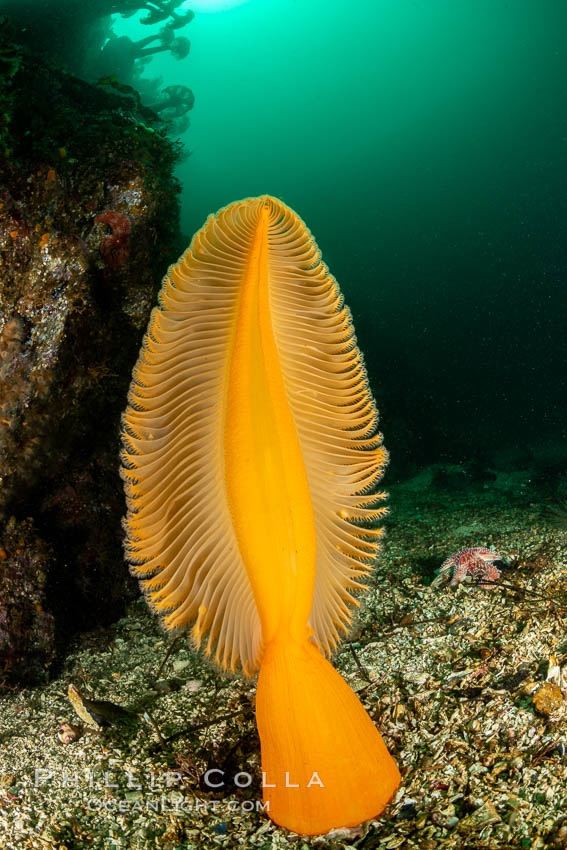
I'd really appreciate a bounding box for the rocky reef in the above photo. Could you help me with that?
[2,0,196,138]
[0,19,183,684]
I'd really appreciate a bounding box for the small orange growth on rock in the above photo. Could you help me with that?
[9,230,18,239]
[0,548,7,561]
[46,169,56,181]
[39,233,50,248]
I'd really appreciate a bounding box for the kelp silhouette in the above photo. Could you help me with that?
[121,196,400,834]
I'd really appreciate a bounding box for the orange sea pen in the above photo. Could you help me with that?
[120,196,401,834]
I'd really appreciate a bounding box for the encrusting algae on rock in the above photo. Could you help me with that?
[120,196,401,835]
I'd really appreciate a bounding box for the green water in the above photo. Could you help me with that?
[59,0,567,474]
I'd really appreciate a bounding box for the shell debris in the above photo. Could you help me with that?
[0,481,567,847]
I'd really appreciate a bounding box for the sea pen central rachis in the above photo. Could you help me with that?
[120,196,401,834]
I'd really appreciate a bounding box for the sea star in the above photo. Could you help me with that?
[435,546,502,587]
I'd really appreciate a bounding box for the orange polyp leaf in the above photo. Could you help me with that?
[120,196,399,834]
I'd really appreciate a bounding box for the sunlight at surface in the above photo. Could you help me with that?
[183,0,249,11]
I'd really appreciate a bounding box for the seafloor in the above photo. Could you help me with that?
[1,464,567,850]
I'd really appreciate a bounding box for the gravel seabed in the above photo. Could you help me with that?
[2,472,567,850]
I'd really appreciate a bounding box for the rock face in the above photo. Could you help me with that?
[0,29,183,684]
